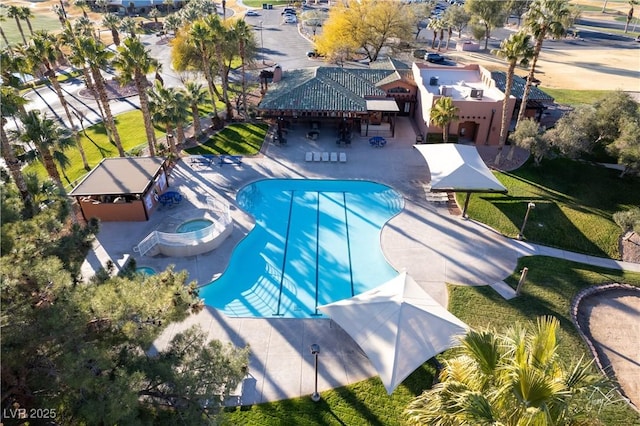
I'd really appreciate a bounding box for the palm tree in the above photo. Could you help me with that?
[163,14,182,37]
[113,36,158,155]
[203,14,234,120]
[492,30,534,165]
[23,31,90,170]
[184,81,207,137]
[189,20,221,122]
[74,15,98,40]
[120,17,138,39]
[14,110,74,189]
[102,13,122,46]
[19,6,35,36]
[74,0,90,18]
[0,87,34,216]
[74,35,126,157]
[0,16,13,53]
[429,96,459,143]
[516,0,570,126]
[7,6,27,45]
[405,316,608,425]
[148,82,189,155]
[230,19,255,120]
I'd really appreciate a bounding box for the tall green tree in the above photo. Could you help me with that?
[492,30,534,165]
[148,81,190,155]
[429,96,459,143]
[405,316,609,425]
[516,0,570,125]
[113,36,159,155]
[13,110,74,189]
[23,31,90,170]
[203,14,234,120]
[188,20,221,121]
[102,13,122,46]
[465,0,508,50]
[184,81,207,137]
[7,6,27,45]
[73,35,126,157]
[0,87,33,216]
[509,118,550,166]
[230,18,255,120]
[19,6,35,36]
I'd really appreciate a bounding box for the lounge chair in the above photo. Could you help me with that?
[339,152,347,162]
[322,152,329,161]
[305,152,313,162]
[330,152,338,162]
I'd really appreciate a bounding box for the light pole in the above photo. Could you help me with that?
[310,344,320,402]
[517,202,536,240]
[259,21,265,64]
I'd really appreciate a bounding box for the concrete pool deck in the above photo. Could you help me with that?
[80,117,640,405]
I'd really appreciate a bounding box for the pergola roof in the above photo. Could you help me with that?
[414,144,507,193]
[69,157,165,196]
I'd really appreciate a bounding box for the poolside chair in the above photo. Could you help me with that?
[305,152,313,162]
[322,152,329,161]
[330,152,338,162]
[313,152,321,162]
[339,152,347,162]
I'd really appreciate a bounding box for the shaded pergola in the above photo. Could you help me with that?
[69,157,169,222]
[414,144,507,216]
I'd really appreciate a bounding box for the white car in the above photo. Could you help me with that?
[284,15,297,24]
[246,10,259,16]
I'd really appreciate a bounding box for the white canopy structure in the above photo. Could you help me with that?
[413,143,507,215]
[318,272,469,394]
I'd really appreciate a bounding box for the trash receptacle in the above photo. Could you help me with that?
[262,3,267,8]
[268,4,273,9]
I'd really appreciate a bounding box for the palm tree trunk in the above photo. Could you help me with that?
[240,43,248,119]
[191,104,202,136]
[494,62,516,165]
[40,149,64,189]
[91,67,125,157]
[516,34,544,126]
[175,121,186,147]
[1,119,33,215]
[216,49,232,120]
[165,124,177,154]
[14,17,27,44]
[202,59,219,117]
[0,27,12,53]
[81,66,107,124]
[47,69,90,170]
[135,73,157,156]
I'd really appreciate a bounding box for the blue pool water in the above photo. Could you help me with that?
[176,219,213,233]
[199,179,404,318]
[136,267,156,276]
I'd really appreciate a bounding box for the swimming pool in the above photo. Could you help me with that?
[199,179,404,318]
[176,218,214,233]
[136,266,156,276]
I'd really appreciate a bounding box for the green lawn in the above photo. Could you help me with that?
[539,87,612,106]
[242,0,292,8]
[0,14,63,47]
[184,122,268,156]
[458,158,640,259]
[23,109,165,187]
[223,257,640,425]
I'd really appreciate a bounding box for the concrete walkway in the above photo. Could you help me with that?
[80,117,640,405]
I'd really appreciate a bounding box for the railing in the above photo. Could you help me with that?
[134,203,232,257]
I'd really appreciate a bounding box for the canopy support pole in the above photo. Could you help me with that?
[462,192,471,218]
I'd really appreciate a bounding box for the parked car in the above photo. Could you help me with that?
[284,14,297,23]
[245,10,259,16]
[307,49,324,58]
[413,49,428,59]
[425,53,446,63]
[281,7,295,15]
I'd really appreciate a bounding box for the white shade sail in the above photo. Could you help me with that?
[318,272,469,394]
[414,144,507,193]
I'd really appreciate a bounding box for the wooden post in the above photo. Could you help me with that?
[516,267,529,295]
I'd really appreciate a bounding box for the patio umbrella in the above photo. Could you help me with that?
[318,272,469,394]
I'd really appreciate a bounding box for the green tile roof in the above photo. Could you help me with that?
[491,71,555,103]
[259,67,400,112]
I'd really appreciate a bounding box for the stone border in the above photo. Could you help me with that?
[570,283,640,413]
